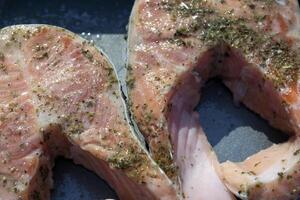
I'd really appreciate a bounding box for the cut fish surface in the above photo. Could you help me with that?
[0,25,178,200]
[127,0,300,199]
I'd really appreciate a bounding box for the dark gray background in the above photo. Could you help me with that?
[0,0,295,199]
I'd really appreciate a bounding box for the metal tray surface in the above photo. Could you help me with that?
[0,0,295,199]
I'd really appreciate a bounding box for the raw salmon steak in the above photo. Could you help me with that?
[127,0,300,199]
[0,25,179,200]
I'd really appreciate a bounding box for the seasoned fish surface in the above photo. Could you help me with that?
[0,25,178,200]
[127,0,300,199]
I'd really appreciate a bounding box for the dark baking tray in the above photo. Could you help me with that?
[0,0,295,199]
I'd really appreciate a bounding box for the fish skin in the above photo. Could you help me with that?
[0,25,178,200]
[127,0,300,199]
